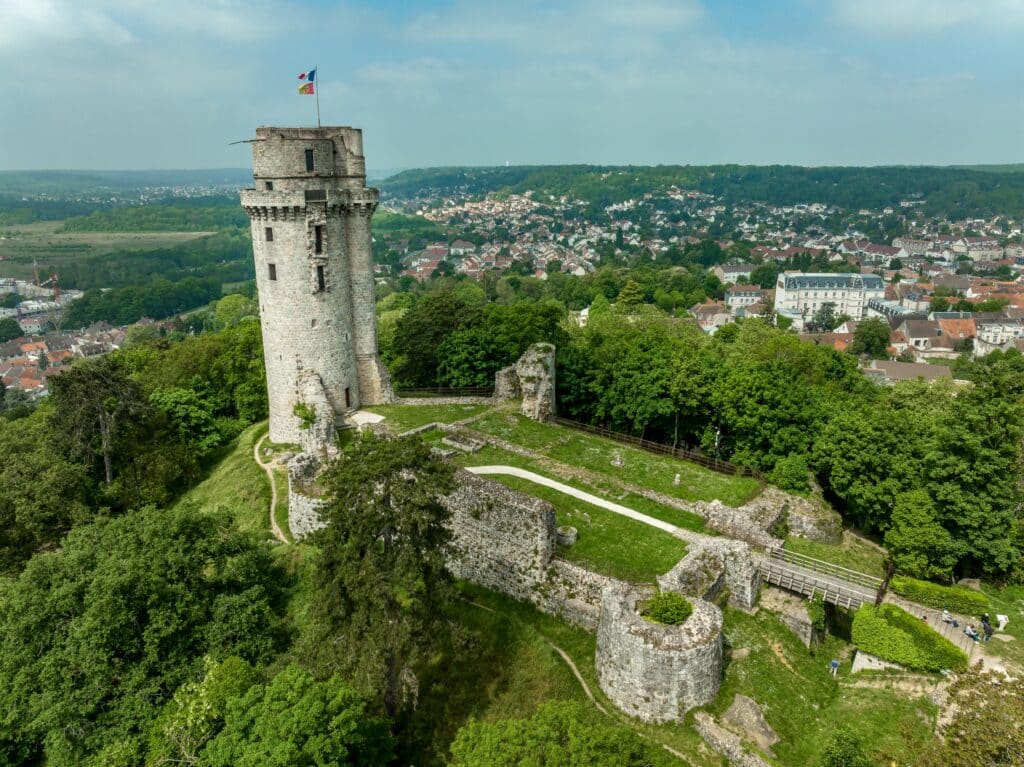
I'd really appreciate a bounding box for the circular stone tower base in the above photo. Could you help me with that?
[596,583,723,722]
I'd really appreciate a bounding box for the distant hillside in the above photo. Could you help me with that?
[380,164,1024,219]
[0,168,251,196]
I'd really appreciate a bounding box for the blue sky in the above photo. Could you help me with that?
[1,0,1022,170]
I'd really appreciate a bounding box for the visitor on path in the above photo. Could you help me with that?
[965,624,980,642]
[983,622,994,642]
[941,609,952,624]
[829,659,839,676]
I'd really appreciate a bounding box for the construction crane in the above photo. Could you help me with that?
[38,272,60,303]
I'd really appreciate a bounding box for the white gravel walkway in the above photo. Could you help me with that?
[467,465,680,534]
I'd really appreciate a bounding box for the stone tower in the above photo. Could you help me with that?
[241,126,392,450]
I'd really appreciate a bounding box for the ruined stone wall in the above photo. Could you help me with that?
[493,342,556,421]
[657,538,761,612]
[287,453,329,540]
[542,559,621,631]
[596,584,723,722]
[443,470,557,602]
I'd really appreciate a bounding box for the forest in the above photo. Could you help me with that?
[380,163,1024,219]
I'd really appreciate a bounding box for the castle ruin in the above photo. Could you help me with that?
[241,126,393,450]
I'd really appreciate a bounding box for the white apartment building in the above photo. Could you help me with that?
[774,272,886,320]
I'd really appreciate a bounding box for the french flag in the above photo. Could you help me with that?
[298,68,316,82]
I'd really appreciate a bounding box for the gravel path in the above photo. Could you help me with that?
[254,435,289,544]
[466,465,680,534]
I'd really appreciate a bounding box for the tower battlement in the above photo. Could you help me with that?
[242,125,393,451]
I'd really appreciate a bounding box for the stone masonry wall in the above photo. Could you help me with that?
[443,470,557,602]
[596,583,723,722]
[658,538,761,612]
[242,126,390,449]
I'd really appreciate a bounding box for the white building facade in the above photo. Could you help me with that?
[774,273,886,320]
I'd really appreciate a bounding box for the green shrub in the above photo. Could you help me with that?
[851,604,967,672]
[642,592,693,625]
[891,576,989,616]
[769,454,810,494]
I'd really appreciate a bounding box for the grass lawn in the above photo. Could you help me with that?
[454,443,709,534]
[484,474,688,583]
[706,608,937,766]
[784,532,888,578]
[364,402,491,433]
[272,465,291,542]
[173,422,273,538]
[469,411,761,506]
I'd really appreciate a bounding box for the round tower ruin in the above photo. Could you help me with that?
[241,126,392,449]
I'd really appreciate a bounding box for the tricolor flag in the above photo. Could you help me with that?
[297,68,316,94]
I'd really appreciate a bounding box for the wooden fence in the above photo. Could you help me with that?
[394,386,495,398]
[546,415,764,480]
[766,546,883,591]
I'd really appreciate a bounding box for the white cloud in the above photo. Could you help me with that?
[0,0,285,51]
[832,0,1024,34]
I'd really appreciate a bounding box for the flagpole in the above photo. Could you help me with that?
[315,64,321,127]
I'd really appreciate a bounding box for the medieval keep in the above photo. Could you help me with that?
[241,127,393,449]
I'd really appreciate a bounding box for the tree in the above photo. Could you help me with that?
[307,433,457,716]
[202,666,393,767]
[449,702,668,767]
[883,490,956,581]
[930,295,951,313]
[615,279,645,310]
[0,406,92,572]
[146,656,258,766]
[0,507,285,765]
[392,290,482,386]
[0,316,22,343]
[749,263,780,289]
[810,301,839,331]
[849,317,891,358]
[213,293,257,329]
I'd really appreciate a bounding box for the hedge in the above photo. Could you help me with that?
[851,604,967,672]
[891,576,989,616]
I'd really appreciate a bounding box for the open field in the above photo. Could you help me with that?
[469,410,762,506]
[485,473,688,582]
[0,220,212,280]
[451,441,709,533]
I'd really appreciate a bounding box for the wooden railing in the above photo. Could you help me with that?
[546,416,764,480]
[760,559,875,610]
[395,386,495,398]
[766,546,883,591]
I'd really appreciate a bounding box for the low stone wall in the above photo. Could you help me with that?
[541,558,621,631]
[596,583,723,722]
[693,713,773,767]
[658,538,761,612]
[759,585,814,647]
[692,486,842,547]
